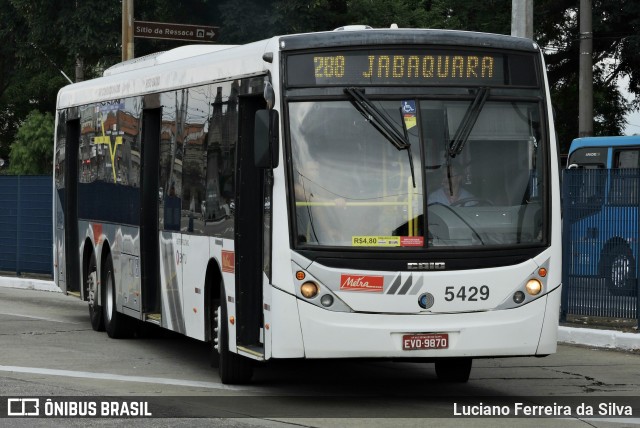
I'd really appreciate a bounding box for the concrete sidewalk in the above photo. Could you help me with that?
[0,276,60,293]
[1,276,639,352]
[558,325,640,352]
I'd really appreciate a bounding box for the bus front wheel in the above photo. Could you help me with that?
[216,289,253,384]
[603,244,637,297]
[435,358,472,382]
[210,295,221,368]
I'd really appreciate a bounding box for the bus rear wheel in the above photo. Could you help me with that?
[216,289,253,384]
[435,358,472,382]
[85,254,104,331]
[603,244,637,296]
[102,256,129,338]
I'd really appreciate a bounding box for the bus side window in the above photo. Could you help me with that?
[615,149,640,168]
[610,149,640,206]
[565,165,606,223]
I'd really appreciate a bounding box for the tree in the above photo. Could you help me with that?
[8,110,54,175]
[0,0,224,171]
[535,0,640,152]
[270,0,350,34]
[0,0,121,164]
[0,0,30,161]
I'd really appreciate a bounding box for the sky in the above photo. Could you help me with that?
[624,111,640,136]
[620,75,640,136]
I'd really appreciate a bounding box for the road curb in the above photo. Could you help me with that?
[558,326,640,352]
[0,277,61,293]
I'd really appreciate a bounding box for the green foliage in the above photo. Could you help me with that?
[8,110,54,175]
[534,0,640,152]
[218,0,277,44]
[0,0,28,161]
[346,0,428,28]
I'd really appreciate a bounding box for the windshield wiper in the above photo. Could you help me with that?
[448,87,490,158]
[344,87,416,187]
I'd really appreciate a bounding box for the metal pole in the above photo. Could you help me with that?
[511,0,533,39]
[579,0,593,137]
[75,55,84,83]
[637,173,640,328]
[122,0,134,61]
[560,172,568,322]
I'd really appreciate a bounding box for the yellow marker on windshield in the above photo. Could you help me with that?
[352,236,401,247]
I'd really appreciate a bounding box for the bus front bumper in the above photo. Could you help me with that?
[293,286,560,359]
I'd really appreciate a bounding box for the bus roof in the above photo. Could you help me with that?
[279,28,538,52]
[56,38,275,109]
[569,136,640,154]
[56,28,539,110]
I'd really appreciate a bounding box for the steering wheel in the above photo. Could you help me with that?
[450,197,494,207]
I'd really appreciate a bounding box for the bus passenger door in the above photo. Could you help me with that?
[63,118,80,295]
[140,106,161,316]
[234,95,268,356]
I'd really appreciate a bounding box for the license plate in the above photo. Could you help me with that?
[402,333,449,350]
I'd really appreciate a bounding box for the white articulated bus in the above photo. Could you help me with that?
[53,27,561,384]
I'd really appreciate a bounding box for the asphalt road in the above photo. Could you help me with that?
[1,286,640,427]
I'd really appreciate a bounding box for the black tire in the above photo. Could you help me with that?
[435,358,472,383]
[217,289,253,384]
[603,244,637,297]
[102,256,129,338]
[85,254,104,332]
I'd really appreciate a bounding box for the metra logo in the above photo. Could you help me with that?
[221,250,235,273]
[407,262,445,270]
[340,274,384,292]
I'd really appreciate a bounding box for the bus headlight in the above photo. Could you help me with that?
[291,261,354,312]
[300,281,319,299]
[496,260,551,310]
[525,279,543,296]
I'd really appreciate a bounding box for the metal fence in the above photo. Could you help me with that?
[561,168,640,323]
[0,176,53,276]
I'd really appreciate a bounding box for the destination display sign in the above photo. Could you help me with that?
[286,49,537,87]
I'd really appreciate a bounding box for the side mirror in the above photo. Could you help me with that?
[254,109,279,169]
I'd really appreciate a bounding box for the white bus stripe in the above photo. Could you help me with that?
[0,365,251,391]
[0,312,82,324]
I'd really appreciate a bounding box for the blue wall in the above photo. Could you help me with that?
[0,176,52,276]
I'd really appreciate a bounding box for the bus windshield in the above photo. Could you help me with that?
[290,96,545,248]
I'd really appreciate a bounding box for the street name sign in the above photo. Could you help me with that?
[134,21,219,43]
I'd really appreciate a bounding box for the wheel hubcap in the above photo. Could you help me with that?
[87,271,97,308]
[611,256,630,288]
[214,305,220,352]
[106,272,114,321]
